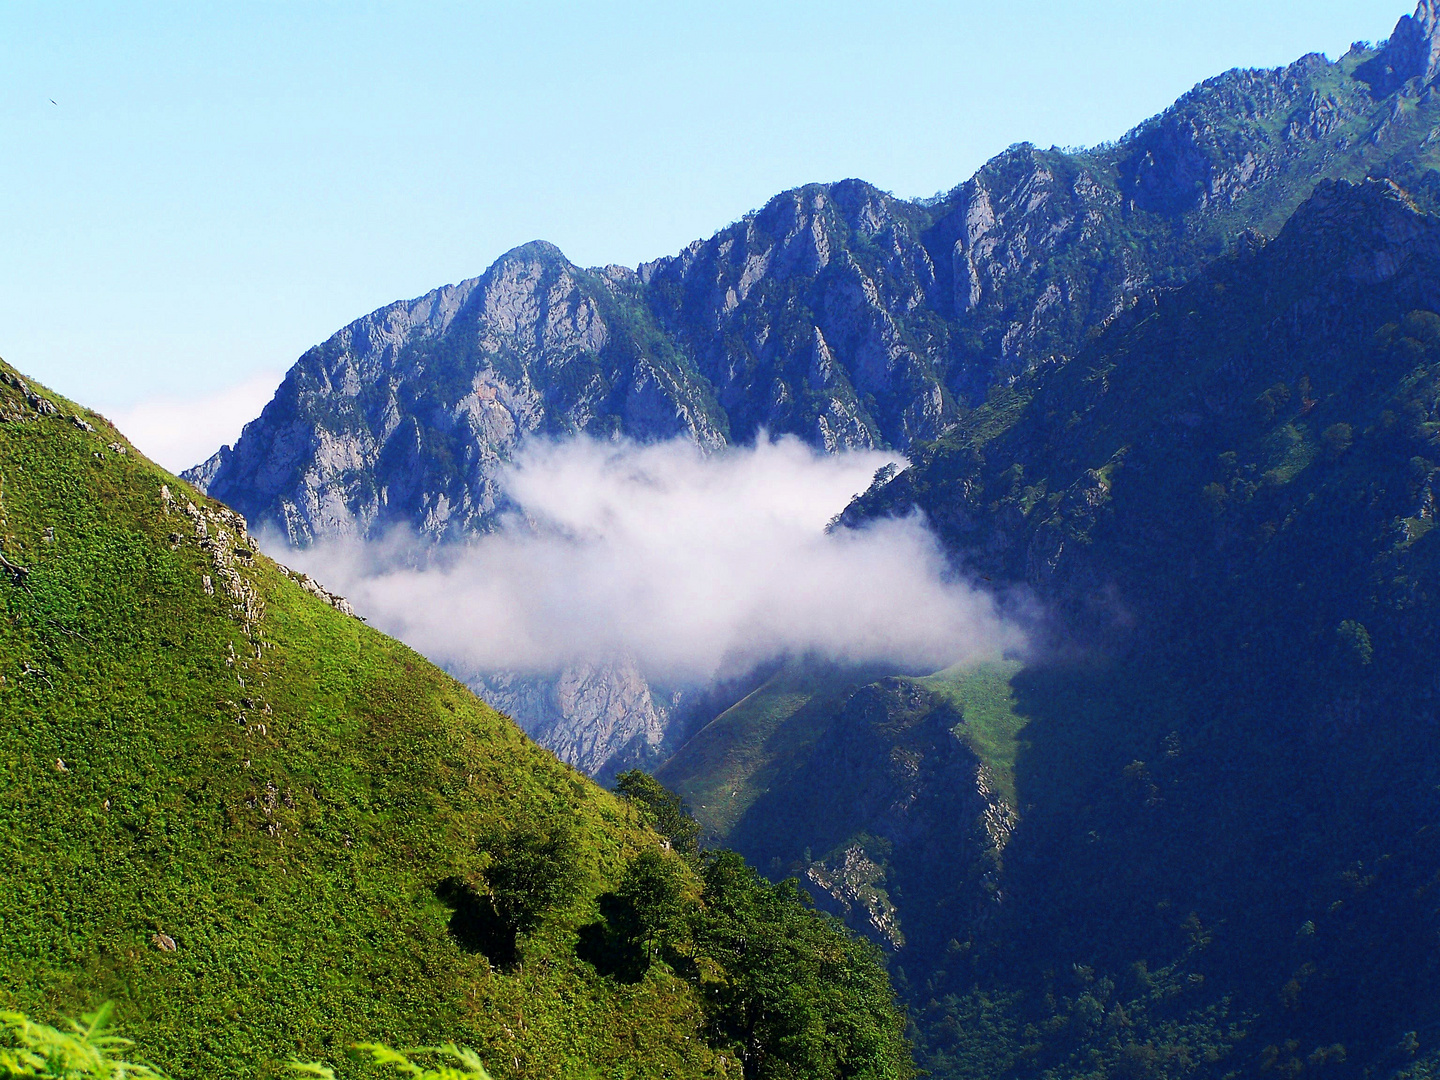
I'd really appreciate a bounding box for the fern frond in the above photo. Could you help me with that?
[287,1060,338,1079]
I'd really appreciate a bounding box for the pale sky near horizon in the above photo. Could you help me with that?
[0,1,1411,469]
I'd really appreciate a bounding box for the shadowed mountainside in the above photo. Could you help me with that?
[804,175,1440,1079]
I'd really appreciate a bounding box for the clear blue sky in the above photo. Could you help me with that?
[0,0,1411,426]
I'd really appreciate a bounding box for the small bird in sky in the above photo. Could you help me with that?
[49,99,56,105]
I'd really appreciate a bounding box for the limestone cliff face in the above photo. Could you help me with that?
[639,180,956,451]
[470,658,675,778]
[192,243,724,546]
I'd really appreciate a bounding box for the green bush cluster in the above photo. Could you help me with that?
[579,777,915,1079]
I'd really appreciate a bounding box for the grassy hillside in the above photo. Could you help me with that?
[0,362,724,1078]
[660,659,1024,851]
[656,663,873,842]
[913,661,1025,807]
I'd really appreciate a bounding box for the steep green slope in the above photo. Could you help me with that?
[0,364,723,1078]
[656,662,871,842]
[659,658,1025,850]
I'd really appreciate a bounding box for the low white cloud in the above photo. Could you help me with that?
[108,370,284,473]
[281,435,1027,685]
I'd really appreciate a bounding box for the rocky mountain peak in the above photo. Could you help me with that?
[494,238,570,268]
[1358,0,1440,95]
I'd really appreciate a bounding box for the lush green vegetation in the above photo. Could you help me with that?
[2,1004,166,1078]
[0,1004,498,1080]
[690,851,911,1080]
[915,661,1026,807]
[599,776,917,1079]
[0,364,911,1079]
[614,771,700,856]
[293,1042,493,1080]
[0,362,719,1077]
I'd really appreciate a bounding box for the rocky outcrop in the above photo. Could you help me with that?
[189,242,725,545]
[805,844,904,949]
[1358,0,1440,95]
[471,657,674,776]
[639,180,958,449]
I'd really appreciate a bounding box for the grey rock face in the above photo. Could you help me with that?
[639,179,958,450]
[182,444,230,493]
[471,657,674,776]
[189,242,725,546]
[805,844,904,949]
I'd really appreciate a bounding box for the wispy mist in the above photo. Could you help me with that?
[278,435,1027,684]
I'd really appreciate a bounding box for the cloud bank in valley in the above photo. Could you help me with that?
[281,435,1027,684]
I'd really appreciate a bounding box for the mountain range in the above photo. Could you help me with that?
[172,4,1440,1078]
[192,11,1440,544]
[188,6,1440,779]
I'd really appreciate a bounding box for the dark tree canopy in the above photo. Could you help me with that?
[692,851,914,1080]
[480,819,583,937]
